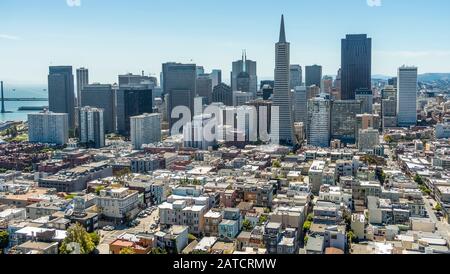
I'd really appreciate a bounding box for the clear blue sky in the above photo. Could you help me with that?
[1,0,450,84]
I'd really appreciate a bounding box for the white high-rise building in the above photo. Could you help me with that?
[307,95,331,148]
[130,113,161,150]
[397,66,418,127]
[28,111,69,145]
[272,15,296,145]
[79,106,105,148]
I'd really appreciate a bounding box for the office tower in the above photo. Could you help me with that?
[355,88,374,114]
[48,66,75,129]
[305,65,322,88]
[388,77,398,88]
[130,113,162,150]
[162,63,197,131]
[306,85,321,100]
[196,74,213,104]
[210,69,222,88]
[212,83,233,106]
[28,111,69,145]
[79,106,105,148]
[356,113,380,143]
[196,66,205,76]
[294,86,307,125]
[341,34,372,100]
[261,83,274,100]
[76,68,89,107]
[397,66,418,127]
[330,100,362,144]
[116,87,153,135]
[381,85,397,129]
[332,68,342,100]
[231,51,257,96]
[81,84,115,133]
[358,129,380,152]
[290,65,303,90]
[233,91,253,106]
[321,76,333,94]
[272,15,295,145]
[307,95,331,148]
[119,73,157,87]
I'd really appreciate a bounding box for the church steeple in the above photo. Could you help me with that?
[279,14,286,43]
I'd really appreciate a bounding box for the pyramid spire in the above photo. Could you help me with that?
[279,14,286,43]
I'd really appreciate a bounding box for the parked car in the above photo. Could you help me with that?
[102,226,115,231]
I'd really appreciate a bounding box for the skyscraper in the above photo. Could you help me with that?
[48,66,75,129]
[397,66,418,127]
[290,65,303,90]
[305,65,322,88]
[231,51,257,96]
[210,70,222,88]
[330,100,363,144]
[162,63,197,131]
[28,111,69,145]
[294,86,307,125]
[381,85,397,129]
[79,106,105,148]
[341,34,372,100]
[196,74,213,104]
[116,86,153,136]
[212,83,233,106]
[81,84,115,134]
[355,88,373,114]
[76,68,89,107]
[307,95,331,148]
[272,15,295,145]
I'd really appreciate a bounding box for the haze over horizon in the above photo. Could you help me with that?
[1,0,450,84]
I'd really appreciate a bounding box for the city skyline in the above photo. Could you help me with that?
[2,0,450,84]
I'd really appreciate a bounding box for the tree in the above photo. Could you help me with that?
[190,250,209,255]
[149,247,168,254]
[188,234,197,243]
[0,230,9,252]
[242,219,254,231]
[95,186,105,195]
[347,230,357,246]
[303,221,312,233]
[89,232,101,246]
[120,247,135,254]
[435,204,443,212]
[414,175,424,185]
[258,215,268,226]
[59,223,95,254]
[306,213,314,222]
[272,160,281,168]
[384,135,394,144]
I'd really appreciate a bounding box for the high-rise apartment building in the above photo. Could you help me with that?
[79,106,105,148]
[130,113,162,150]
[76,68,89,107]
[330,100,362,144]
[28,111,69,145]
[355,88,373,114]
[81,84,115,134]
[307,95,331,148]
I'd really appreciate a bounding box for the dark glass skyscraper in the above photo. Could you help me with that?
[305,65,322,88]
[341,34,372,100]
[48,66,75,129]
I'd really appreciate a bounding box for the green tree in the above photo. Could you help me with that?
[0,230,9,252]
[306,213,314,222]
[242,219,254,231]
[435,204,443,212]
[120,247,135,254]
[95,186,105,195]
[89,232,101,246]
[384,135,394,144]
[272,160,281,168]
[414,175,424,185]
[304,236,309,245]
[190,250,209,255]
[303,221,312,233]
[59,223,95,254]
[347,230,357,246]
[149,247,168,254]
[188,234,197,243]
[258,215,268,226]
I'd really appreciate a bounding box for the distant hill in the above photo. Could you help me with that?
[418,73,450,82]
